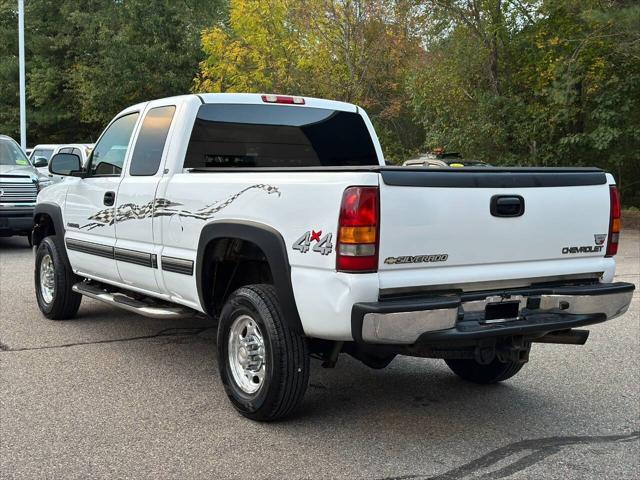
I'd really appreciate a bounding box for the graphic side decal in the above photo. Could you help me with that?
[80,184,280,230]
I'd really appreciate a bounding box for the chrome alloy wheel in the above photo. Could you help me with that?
[228,314,266,394]
[39,254,56,304]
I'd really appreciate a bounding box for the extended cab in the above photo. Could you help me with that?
[33,94,634,421]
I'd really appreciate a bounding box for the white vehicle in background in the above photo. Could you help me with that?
[30,144,93,181]
[29,144,60,171]
[32,93,634,421]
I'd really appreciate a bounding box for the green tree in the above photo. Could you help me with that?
[407,0,639,203]
[194,0,425,161]
[0,0,226,144]
[1,0,637,203]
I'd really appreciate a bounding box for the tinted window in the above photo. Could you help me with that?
[184,104,378,169]
[130,106,175,176]
[71,148,82,158]
[89,113,139,176]
[59,147,73,154]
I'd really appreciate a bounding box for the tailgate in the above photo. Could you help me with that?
[377,168,613,290]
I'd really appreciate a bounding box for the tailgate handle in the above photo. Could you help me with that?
[491,195,524,217]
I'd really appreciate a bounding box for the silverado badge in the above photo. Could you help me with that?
[384,254,448,265]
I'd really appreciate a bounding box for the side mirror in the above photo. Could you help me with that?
[33,157,48,168]
[49,153,83,176]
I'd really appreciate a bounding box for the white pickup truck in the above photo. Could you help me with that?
[33,93,634,421]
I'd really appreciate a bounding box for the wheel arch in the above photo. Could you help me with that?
[196,220,303,333]
[33,203,72,270]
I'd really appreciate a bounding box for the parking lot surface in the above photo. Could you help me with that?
[1,231,638,480]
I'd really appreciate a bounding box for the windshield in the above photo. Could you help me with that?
[31,148,55,163]
[184,104,379,168]
[0,138,30,166]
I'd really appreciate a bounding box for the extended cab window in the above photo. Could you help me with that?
[89,113,139,176]
[184,104,378,168]
[130,106,176,176]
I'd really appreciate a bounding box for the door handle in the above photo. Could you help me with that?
[103,191,116,206]
[490,195,524,217]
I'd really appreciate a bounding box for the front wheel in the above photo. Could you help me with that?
[35,236,82,320]
[445,358,525,384]
[217,284,310,421]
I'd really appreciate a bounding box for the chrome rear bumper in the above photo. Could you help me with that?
[353,282,635,345]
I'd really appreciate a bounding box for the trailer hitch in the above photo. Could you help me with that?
[474,336,531,365]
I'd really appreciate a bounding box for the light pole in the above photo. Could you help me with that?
[18,0,26,151]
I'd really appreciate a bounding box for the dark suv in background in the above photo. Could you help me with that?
[0,135,51,244]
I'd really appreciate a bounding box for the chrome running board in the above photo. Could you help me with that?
[72,282,194,319]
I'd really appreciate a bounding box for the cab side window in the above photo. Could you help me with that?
[129,106,176,176]
[89,113,139,177]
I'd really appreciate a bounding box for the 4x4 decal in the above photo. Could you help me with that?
[292,230,333,255]
[80,184,280,230]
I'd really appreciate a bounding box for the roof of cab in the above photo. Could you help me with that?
[114,92,359,119]
[198,93,358,112]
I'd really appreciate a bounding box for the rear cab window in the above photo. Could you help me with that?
[184,104,378,169]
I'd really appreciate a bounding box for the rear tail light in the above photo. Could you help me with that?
[261,94,305,105]
[606,185,621,257]
[336,186,379,272]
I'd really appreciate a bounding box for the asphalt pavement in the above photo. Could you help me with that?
[1,230,638,479]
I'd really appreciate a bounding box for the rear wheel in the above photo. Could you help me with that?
[217,284,310,421]
[35,236,82,320]
[445,358,525,384]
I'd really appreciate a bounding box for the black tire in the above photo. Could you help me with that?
[445,358,525,384]
[26,231,33,248]
[217,284,310,421]
[35,236,82,320]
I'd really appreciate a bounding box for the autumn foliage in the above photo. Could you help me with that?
[0,0,638,203]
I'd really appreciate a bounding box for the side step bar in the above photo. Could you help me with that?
[72,282,194,319]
